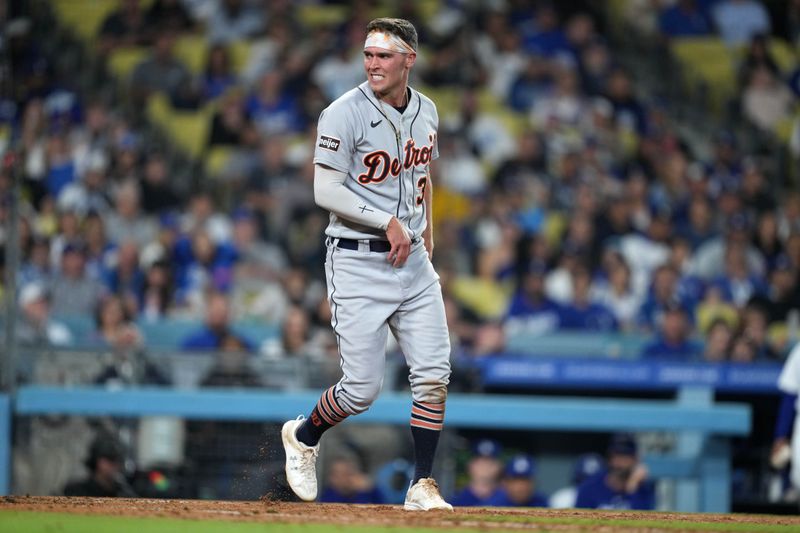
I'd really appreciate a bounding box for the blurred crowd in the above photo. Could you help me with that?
[1,0,800,376]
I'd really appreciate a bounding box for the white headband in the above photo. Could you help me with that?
[364,31,415,54]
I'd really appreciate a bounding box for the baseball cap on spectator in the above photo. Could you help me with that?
[526,259,548,277]
[62,241,87,256]
[117,132,140,152]
[505,454,536,478]
[19,283,48,306]
[232,207,256,223]
[572,453,604,484]
[473,438,502,459]
[159,211,180,230]
[607,433,637,456]
[726,212,750,233]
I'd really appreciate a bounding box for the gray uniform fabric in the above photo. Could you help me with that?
[314,81,439,242]
[313,81,450,415]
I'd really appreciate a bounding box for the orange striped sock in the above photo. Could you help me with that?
[410,400,445,482]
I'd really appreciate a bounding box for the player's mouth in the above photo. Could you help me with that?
[369,73,385,82]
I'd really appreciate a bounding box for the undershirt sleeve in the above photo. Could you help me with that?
[314,164,394,231]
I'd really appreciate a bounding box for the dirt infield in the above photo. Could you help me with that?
[2,496,800,532]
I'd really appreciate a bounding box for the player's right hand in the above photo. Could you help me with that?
[386,216,411,267]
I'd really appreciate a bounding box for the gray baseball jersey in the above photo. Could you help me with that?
[313,80,439,241]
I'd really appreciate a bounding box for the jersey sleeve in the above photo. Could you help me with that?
[313,102,358,173]
[778,342,800,394]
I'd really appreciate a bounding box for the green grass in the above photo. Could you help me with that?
[479,513,797,532]
[1,511,466,533]
[1,509,797,533]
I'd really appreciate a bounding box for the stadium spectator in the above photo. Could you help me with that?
[206,0,263,44]
[17,282,73,347]
[144,0,195,35]
[658,0,712,39]
[591,252,642,331]
[104,240,144,311]
[139,152,180,214]
[487,454,549,508]
[737,300,779,360]
[504,260,561,337]
[319,456,385,504]
[558,264,618,331]
[575,434,655,510]
[129,29,198,109]
[640,301,702,360]
[691,213,766,282]
[765,254,800,325]
[98,0,150,55]
[741,66,794,133]
[104,180,158,247]
[202,44,238,102]
[139,259,175,322]
[711,0,772,48]
[89,294,143,351]
[703,318,734,362]
[245,70,304,137]
[173,229,237,310]
[208,87,258,148]
[180,291,253,352]
[57,152,113,216]
[63,431,136,497]
[550,453,605,509]
[49,242,107,317]
[451,439,503,507]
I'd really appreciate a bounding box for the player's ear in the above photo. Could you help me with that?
[405,52,417,70]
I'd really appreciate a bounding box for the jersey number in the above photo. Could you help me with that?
[416,176,428,206]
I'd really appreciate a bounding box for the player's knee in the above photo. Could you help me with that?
[411,378,449,405]
[339,381,382,414]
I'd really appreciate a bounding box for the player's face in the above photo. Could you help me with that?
[364,47,415,99]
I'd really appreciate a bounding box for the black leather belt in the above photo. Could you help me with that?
[336,238,392,253]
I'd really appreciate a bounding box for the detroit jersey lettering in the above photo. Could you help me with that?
[313,80,439,240]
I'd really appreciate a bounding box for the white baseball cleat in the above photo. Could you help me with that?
[403,478,454,511]
[281,416,319,501]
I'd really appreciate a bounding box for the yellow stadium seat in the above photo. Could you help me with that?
[175,34,208,74]
[297,4,349,29]
[451,275,513,320]
[769,38,798,74]
[146,94,213,161]
[229,41,252,75]
[431,186,471,225]
[52,0,117,43]
[205,146,233,177]
[108,46,148,81]
[671,37,736,116]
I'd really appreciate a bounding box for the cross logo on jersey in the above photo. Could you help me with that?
[357,133,436,184]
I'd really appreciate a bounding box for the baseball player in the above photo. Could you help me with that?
[773,341,800,492]
[281,17,452,511]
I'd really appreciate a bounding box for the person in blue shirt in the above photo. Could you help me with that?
[576,434,655,510]
[319,456,384,504]
[487,454,549,508]
[558,264,618,332]
[658,0,712,38]
[181,291,254,352]
[451,439,504,507]
[504,260,561,337]
[640,301,702,360]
